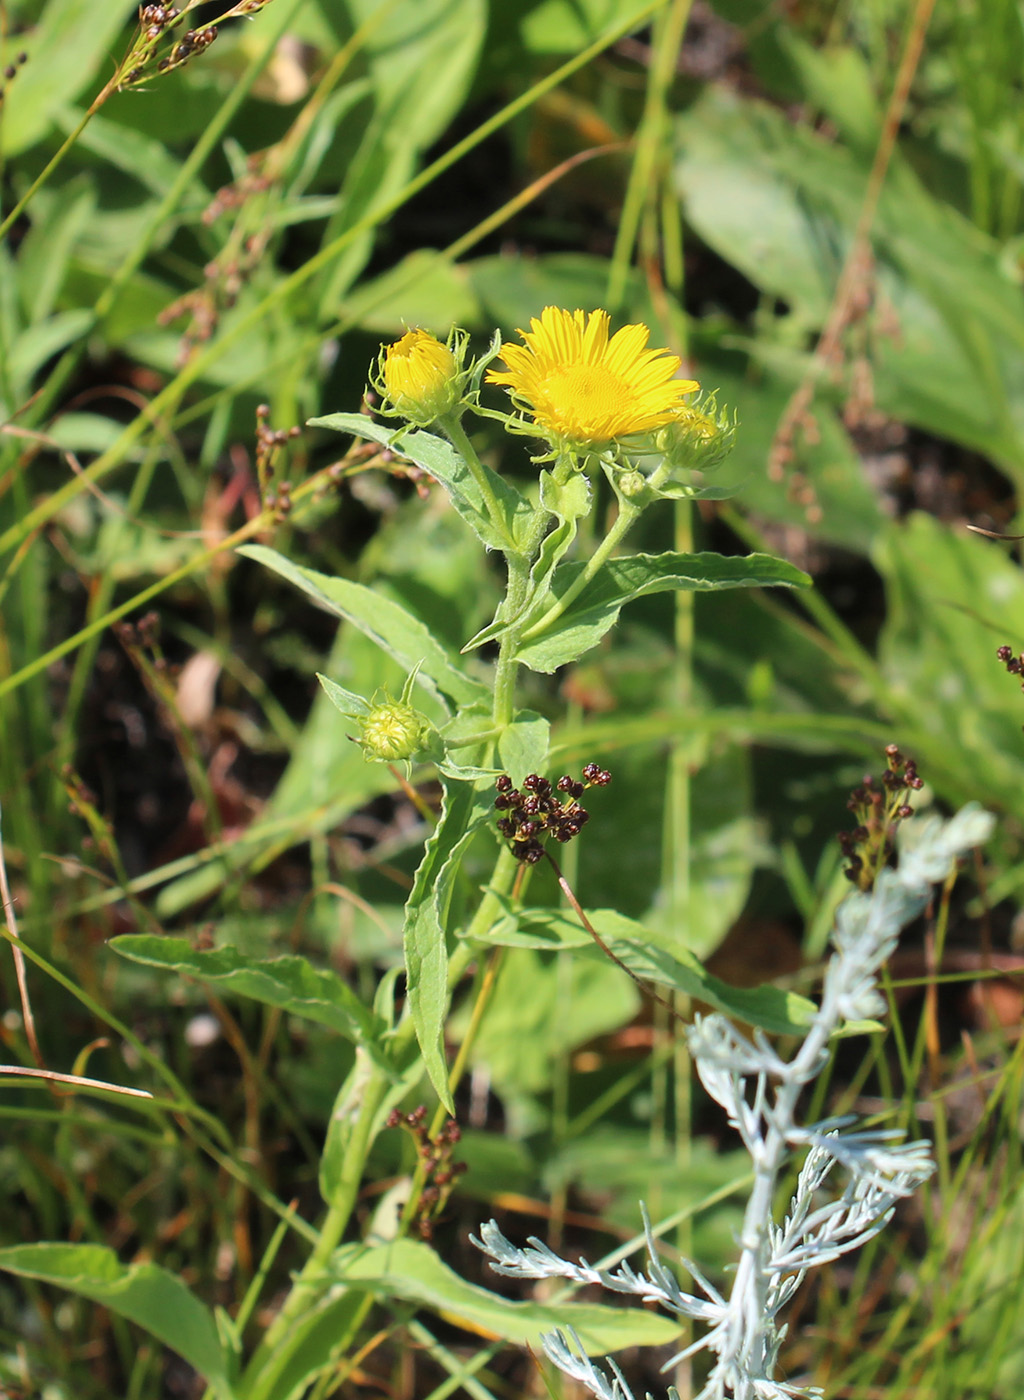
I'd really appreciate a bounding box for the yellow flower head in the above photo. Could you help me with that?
[486,306,699,449]
[381,329,458,424]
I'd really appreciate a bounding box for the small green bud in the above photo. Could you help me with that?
[359,701,432,762]
[616,469,648,500]
[655,393,737,472]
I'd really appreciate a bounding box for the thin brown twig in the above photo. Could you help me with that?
[0,1063,153,1098]
[770,0,938,477]
[0,819,44,1067]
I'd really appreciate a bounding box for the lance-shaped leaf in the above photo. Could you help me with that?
[307,413,534,554]
[0,1244,232,1399]
[403,778,494,1112]
[240,543,486,711]
[332,1238,681,1352]
[467,906,816,1035]
[111,936,386,1053]
[516,550,810,673]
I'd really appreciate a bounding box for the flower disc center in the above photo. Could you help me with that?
[542,364,626,435]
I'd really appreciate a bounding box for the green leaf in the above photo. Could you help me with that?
[471,908,814,1034]
[332,1238,681,1352]
[110,935,385,1050]
[517,551,810,672]
[497,711,551,787]
[239,544,486,710]
[10,310,94,391]
[403,780,493,1112]
[15,178,96,325]
[317,673,371,718]
[527,468,592,595]
[0,1244,231,1398]
[430,704,501,781]
[306,415,533,555]
[603,933,815,1035]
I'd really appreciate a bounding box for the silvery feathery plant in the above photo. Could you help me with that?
[474,803,995,1400]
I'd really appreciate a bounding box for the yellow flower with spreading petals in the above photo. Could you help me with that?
[381,328,459,424]
[486,306,699,449]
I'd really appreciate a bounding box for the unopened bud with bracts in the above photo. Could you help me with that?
[373,328,468,427]
[655,391,737,473]
[360,699,432,763]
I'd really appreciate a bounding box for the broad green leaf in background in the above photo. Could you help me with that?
[62,108,206,205]
[307,414,534,554]
[402,778,494,1112]
[345,0,486,163]
[455,946,639,1102]
[15,177,95,325]
[516,551,810,672]
[7,309,94,396]
[545,1130,749,1238]
[693,359,884,552]
[0,1244,232,1399]
[875,512,1024,813]
[344,251,483,335]
[675,88,1024,483]
[520,0,659,58]
[333,1238,682,1352]
[239,544,487,710]
[111,935,386,1051]
[466,251,650,340]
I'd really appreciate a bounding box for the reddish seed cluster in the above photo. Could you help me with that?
[495,763,611,864]
[0,49,28,105]
[997,643,1024,697]
[158,25,216,70]
[385,1106,467,1241]
[255,404,301,513]
[139,3,179,37]
[838,744,922,891]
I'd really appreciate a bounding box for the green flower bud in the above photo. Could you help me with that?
[616,469,648,500]
[655,393,737,472]
[359,700,432,762]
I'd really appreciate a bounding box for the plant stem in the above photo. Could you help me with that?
[254,1056,389,1357]
[519,497,641,642]
[441,415,514,551]
[0,88,111,244]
